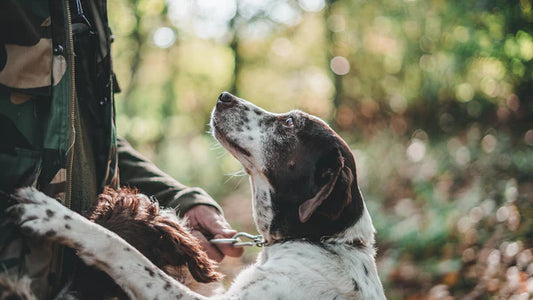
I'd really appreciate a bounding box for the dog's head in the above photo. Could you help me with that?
[211,92,369,244]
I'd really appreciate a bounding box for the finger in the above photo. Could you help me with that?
[185,206,244,258]
[203,212,244,257]
[212,233,245,258]
[192,230,224,262]
[185,206,229,234]
[202,212,235,236]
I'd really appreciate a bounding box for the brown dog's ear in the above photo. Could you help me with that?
[299,148,354,223]
[156,221,222,283]
[181,236,222,283]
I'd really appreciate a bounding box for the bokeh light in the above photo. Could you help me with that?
[406,139,425,162]
[298,0,326,12]
[330,56,350,75]
[152,27,176,48]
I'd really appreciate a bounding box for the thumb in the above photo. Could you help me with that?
[218,228,238,238]
[212,231,244,258]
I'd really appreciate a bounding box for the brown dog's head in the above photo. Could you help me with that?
[210,92,373,245]
[89,188,221,283]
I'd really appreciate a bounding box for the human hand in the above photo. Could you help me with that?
[184,205,244,262]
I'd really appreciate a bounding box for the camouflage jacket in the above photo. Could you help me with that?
[0,1,220,298]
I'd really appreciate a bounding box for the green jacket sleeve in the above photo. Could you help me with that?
[116,137,222,216]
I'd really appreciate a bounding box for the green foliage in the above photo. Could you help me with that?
[108,0,532,298]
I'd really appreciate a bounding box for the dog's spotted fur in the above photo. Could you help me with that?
[8,93,386,299]
[0,276,36,300]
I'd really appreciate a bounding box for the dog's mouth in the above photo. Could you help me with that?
[219,132,251,157]
[211,119,251,158]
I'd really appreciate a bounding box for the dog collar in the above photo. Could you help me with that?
[265,237,365,248]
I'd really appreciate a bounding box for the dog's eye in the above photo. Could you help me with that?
[282,117,294,128]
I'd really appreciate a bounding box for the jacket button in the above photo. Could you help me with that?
[53,45,64,55]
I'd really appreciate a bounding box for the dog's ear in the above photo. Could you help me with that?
[155,221,222,283]
[299,148,354,223]
[180,234,222,283]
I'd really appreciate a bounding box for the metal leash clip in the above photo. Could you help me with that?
[210,232,265,247]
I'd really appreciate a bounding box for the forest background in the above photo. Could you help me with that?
[108,0,533,298]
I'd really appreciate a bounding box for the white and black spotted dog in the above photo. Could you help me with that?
[8,93,386,300]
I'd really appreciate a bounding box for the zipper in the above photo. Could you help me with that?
[52,0,76,293]
[65,0,75,210]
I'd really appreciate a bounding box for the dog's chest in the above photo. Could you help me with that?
[226,242,385,300]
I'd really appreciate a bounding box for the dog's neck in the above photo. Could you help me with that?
[264,203,375,248]
[325,203,376,246]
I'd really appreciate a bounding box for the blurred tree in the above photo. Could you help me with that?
[107,0,533,298]
[325,0,343,112]
[120,0,143,117]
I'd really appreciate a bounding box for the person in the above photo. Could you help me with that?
[0,0,243,298]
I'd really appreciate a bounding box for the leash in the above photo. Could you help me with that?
[210,232,265,247]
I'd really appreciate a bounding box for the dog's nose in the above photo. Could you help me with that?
[218,92,235,104]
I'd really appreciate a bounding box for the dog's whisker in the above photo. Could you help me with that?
[216,151,229,159]
[209,140,223,151]
[233,176,246,189]
[209,143,224,151]
[223,169,246,184]
[225,169,247,177]
[223,176,233,185]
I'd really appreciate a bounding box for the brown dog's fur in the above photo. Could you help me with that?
[70,187,220,299]
[90,187,220,283]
